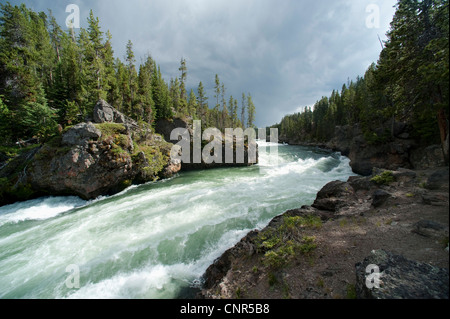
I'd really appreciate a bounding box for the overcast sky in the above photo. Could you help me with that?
[8,0,397,127]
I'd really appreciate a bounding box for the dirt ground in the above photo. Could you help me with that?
[200,168,449,299]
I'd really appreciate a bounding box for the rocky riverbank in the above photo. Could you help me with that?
[279,123,447,176]
[199,166,449,299]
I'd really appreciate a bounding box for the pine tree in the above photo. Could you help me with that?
[241,93,246,129]
[0,3,56,141]
[135,57,155,123]
[169,78,181,113]
[221,83,228,129]
[103,30,116,102]
[197,81,208,124]
[177,58,188,117]
[246,93,256,129]
[188,89,198,118]
[152,64,173,119]
[213,75,221,128]
[85,10,106,109]
[125,40,138,118]
[179,58,187,101]
[229,96,237,127]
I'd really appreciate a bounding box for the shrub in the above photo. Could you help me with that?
[371,171,395,185]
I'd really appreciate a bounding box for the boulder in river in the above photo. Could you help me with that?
[0,100,180,204]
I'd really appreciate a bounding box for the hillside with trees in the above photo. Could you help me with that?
[273,0,448,164]
[0,3,257,149]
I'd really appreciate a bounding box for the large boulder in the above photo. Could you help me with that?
[27,132,179,200]
[355,250,449,299]
[312,180,355,212]
[21,101,180,200]
[61,122,102,147]
[28,137,134,199]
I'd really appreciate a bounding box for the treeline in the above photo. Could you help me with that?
[0,3,256,146]
[274,0,448,154]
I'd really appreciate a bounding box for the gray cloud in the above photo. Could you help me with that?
[8,0,397,127]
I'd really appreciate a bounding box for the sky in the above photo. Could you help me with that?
[7,0,398,127]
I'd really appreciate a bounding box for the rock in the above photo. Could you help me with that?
[156,117,258,170]
[160,157,182,179]
[325,124,416,176]
[425,168,449,191]
[61,122,102,147]
[326,125,357,157]
[412,220,448,239]
[348,176,373,191]
[355,250,449,299]
[349,140,415,176]
[392,168,417,185]
[155,117,192,143]
[312,181,354,212]
[28,142,133,199]
[202,230,259,290]
[94,99,123,123]
[421,193,448,206]
[23,114,179,200]
[93,99,138,129]
[410,145,446,170]
[372,189,391,208]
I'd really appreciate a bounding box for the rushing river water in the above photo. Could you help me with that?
[0,142,355,299]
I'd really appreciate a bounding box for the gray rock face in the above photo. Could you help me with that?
[61,122,102,147]
[410,145,446,170]
[93,99,126,124]
[93,99,138,131]
[355,250,449,299]
[326,124,416,176]
[155,117,192,143]
[312,181,354,212]
[156,117,258,170]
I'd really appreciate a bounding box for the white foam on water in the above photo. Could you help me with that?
[0,144,356,299]
[0,196,86,226]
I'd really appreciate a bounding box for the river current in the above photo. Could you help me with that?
[0,142,355,298]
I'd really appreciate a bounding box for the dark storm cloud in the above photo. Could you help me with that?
[7,0,397,127]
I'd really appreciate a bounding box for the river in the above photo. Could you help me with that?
[0,142,356,299]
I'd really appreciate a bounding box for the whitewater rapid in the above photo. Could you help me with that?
[0,142,356,299]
